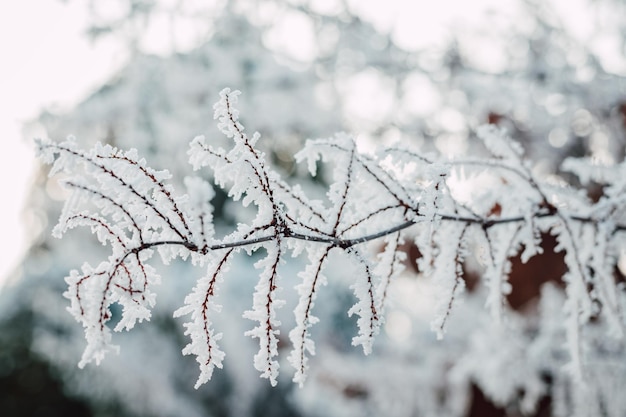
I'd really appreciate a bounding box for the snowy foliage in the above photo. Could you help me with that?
[36,88,626,402]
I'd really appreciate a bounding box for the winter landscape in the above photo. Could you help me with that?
[2,1,626,416]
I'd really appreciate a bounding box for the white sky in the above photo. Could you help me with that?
[0,1,125,283]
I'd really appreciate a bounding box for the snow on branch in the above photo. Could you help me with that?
[36,88,626,388]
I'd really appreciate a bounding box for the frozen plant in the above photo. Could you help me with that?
[36,88,626,392]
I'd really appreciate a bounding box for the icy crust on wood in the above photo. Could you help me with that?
[36,88,626,390]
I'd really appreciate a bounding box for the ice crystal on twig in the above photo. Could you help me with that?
[36,88,626,389]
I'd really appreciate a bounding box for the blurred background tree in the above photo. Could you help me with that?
[2,0,626,416]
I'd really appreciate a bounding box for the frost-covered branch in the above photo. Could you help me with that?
[36,88,626,388]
